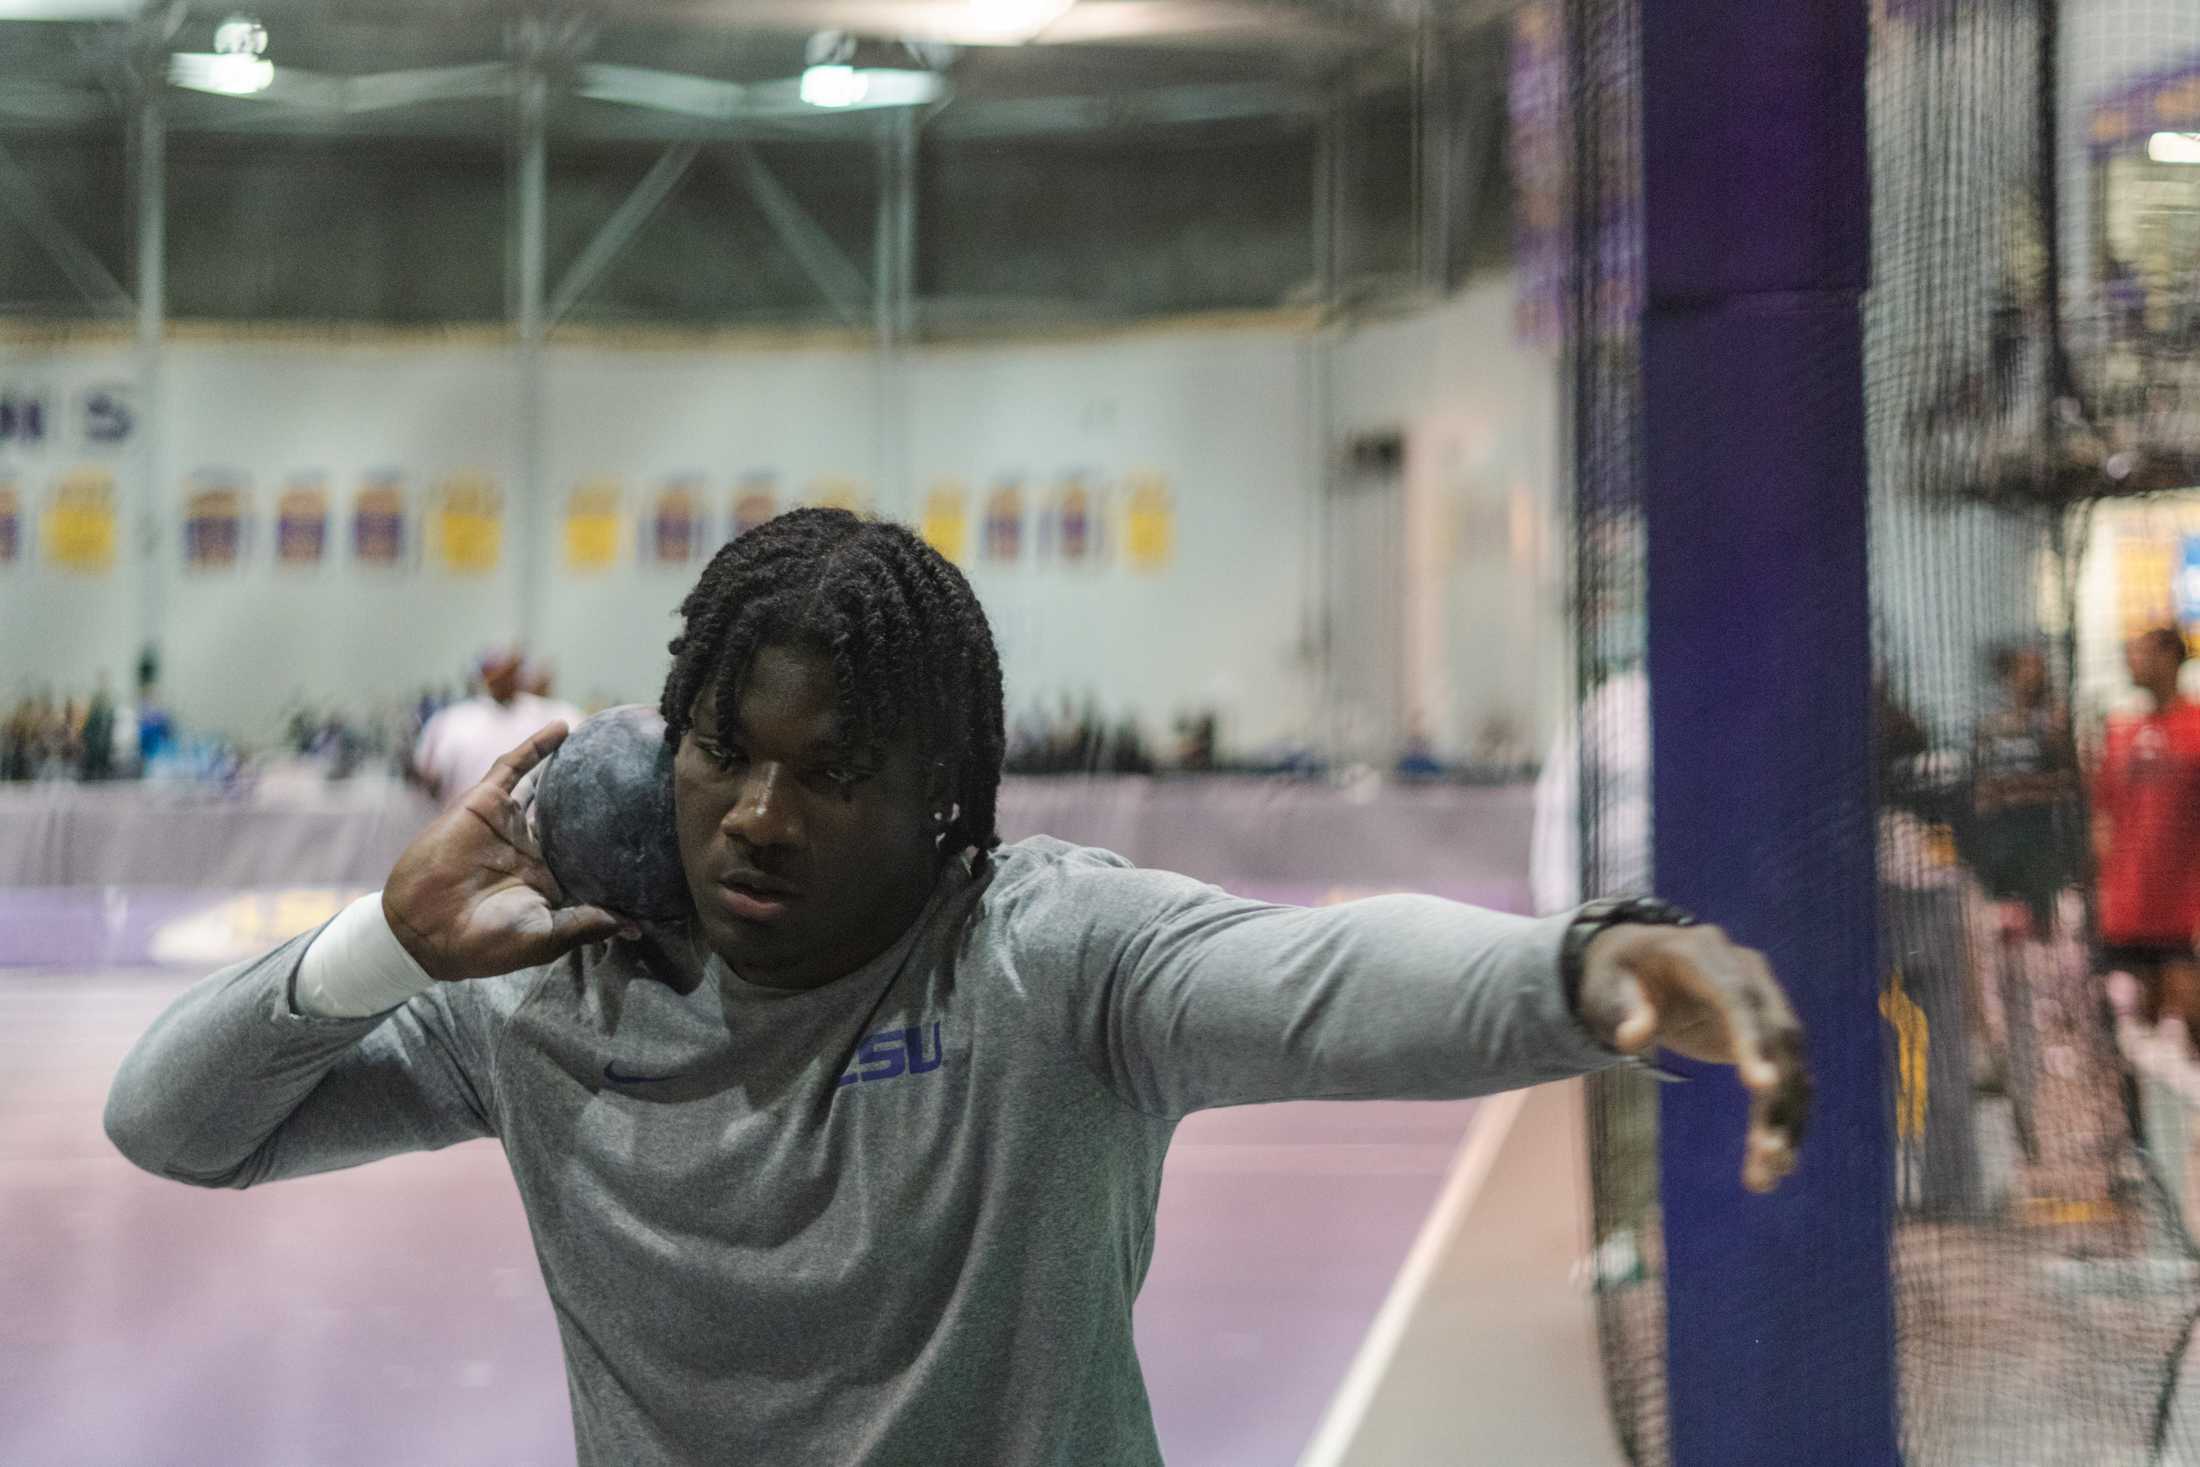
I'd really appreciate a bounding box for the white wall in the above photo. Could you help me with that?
[1328,282,1567,759]
[0,293,1559,758]
[0,340,141,707]
[911,328,1325,753]
[158,342,523,734]
[539,326,1329,753]
[536,345,882,714]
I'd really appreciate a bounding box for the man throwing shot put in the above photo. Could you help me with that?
[106,508,1809,1466]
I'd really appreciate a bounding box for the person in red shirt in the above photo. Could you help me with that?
[2094,626,2200,1033]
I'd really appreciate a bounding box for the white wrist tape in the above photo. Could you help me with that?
[296,892,437,1019]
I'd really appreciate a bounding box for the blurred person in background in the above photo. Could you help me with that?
[1173,710,1217,773]
[410,647,578,808]
[106,509,1811,1467]
[523,657,585,727]
[1965,642,2080,1159]
[1394,711,1443,780]
[135,650,175,771]
[2093,626,2200,1042]
[13,689,69,779]
[1530,662,1648,918]
[517,655,580,738]
[57,695,83,771]
[1,693,36,780]
[77,673,116,782]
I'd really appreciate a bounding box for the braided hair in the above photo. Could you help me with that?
[659,509,1006,863]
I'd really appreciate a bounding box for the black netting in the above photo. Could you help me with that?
[1552,0,1664,1460]
[1875,3,2200,1465]
[1569,0,2200,1463]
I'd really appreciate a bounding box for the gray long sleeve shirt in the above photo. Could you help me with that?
[104,836,1621,1466]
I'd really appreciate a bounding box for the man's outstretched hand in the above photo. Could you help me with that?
[384,723,638,982]
[1577,923,1811,1195]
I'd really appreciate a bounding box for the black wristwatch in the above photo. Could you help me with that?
[1560,896,1699,1033]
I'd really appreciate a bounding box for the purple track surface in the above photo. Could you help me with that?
[1,880,1513,1465]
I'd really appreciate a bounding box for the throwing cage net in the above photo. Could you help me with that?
[1561,0,2200,1463]
[1539,0,1666,1459]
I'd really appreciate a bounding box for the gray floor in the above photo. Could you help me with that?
[1326,1081,1629,1467]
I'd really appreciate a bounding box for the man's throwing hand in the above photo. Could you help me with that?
[1578,924,1811,1195]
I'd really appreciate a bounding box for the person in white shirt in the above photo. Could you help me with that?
[1530,665,1650,916]
[411,649,583,808]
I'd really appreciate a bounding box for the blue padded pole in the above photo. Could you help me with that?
[1640,4,1898,1466]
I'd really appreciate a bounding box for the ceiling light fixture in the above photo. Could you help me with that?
[794,32,951,111]
[168,13,273,96]
[799,63,869,109]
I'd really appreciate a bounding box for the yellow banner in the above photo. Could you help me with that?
[431,471,502,575]
[922,482,969,564]
[807,476,866,515]
[1123,472,1174,573]
[564,478,622,573]
[0,480,20,565]
[732,477,777,540]
[44,467,116,575]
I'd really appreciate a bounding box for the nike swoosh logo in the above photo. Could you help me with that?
[604,1062,683,1085]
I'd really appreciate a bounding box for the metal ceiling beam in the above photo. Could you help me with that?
[0,141,131,313]
[0,78,115,125]
[131,66,166,666]
[925,80,1322,138]
[726,144,868,328]
[338,62,516,113]
[871,106,917,518]
[545,139,702,327]
[575,62,747,121]
[1414,11,1448,293]
[514,43,548,644]
[0,69,1331,144]
[575,62,942,121]
[165,60,516,113]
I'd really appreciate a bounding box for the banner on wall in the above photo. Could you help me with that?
[0,386,48,451]
[1123,472,1174,573]
[1053,477,1095,565]
[645,476,705,567]
[732,475,777,540]
[275,476,330,569]
[352,473,408,569]
[921,483,969,564]
[183,473,249,572]
[807,476,865,515]
[983,482,1023,563]
[430,472,502,575]
[0,479,20,566]
[564,479,623,573]
[44,467,116,575]
[76,384,134,447]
